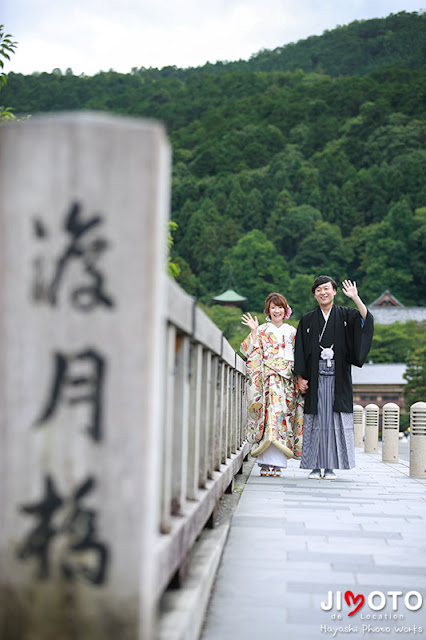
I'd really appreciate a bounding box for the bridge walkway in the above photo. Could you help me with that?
[201,442,426,640]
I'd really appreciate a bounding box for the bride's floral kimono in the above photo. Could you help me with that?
[241,322,304,459]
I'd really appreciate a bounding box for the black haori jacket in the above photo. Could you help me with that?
[294,305,374,415]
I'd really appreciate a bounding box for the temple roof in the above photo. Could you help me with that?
[212,289,247,304]
[367,289,426,324]
[212,266,247,306]
[369,290,405,308]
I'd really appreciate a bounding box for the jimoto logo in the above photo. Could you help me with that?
[321,591,423,616]
[344,592,364,616]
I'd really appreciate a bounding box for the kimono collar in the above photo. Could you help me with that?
[316,305,336,349]
[321,307,332,322]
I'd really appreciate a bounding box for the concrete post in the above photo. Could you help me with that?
[171,334,190,514]
[364,403,379,454]
[199,349,212,488]
[0,113,170,640]
[410,401,426,478]
[223,365,231,463]
[161,324,177,534]
[236,355,246,447]
[187,343,203,500]
[353,404,364,448]
[235,372,242,450]
[214,361,225,471]
[209,356,219,477]
[192,304,222,486]
[382,402,400,463]
[222,339,235,464]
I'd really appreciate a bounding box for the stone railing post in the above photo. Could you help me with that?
[353,404,364,448]
[364,403,379,454]
[382,402,400,463]
[0,113,170,640]
[410,401,426,478]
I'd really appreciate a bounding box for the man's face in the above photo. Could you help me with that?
[314,282,337,308]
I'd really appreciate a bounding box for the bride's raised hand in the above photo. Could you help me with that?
[241,312,259,333]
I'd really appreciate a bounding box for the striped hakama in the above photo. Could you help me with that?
[300,361,355,470]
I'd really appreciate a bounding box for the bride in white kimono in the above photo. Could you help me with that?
[241,292,304,477]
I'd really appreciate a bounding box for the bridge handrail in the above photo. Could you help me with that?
[0,113,249,640]
[155,277,248,599]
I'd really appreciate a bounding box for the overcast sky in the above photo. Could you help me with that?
[3,0,424,76]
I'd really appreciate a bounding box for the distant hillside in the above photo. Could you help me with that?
[202,11,426,77]
[2,11,425,315]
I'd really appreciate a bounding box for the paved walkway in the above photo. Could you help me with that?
[201,441,426,640]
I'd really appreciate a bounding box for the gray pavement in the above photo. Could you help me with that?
[390,437,409,463]
[201,445,426,640]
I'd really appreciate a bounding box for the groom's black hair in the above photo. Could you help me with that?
[311,275,338,293]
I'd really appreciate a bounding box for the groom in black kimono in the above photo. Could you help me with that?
[294,276,374,479]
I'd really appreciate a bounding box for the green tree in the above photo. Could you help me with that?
[384,197,413,241]
[226,230,291,310]
[174,256,200,296]
[343,166,388,226]
[245,188,264,230]
[0,25,17,120]
[315,143,355,188]
[291,221,350,281]
[200,304,251,352]
[281,205,322,260]
[294,164,321,208]
[364,115,424,165]
[287,273,317,319]
[224,180,246,224]
[409,207,426,303]
[404,346,426,407]
[369,322,418,363]
[178,198,225,292]
[389,150,426,210]
[360,219,415,303]
[167,221,180,279]
[265,189,294,249]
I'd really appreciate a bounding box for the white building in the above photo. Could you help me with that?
[352,362,406,409]
[368,290,426,325]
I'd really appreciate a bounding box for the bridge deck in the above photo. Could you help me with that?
[201,441,426,640]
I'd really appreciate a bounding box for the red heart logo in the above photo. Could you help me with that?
[345,590,365,616]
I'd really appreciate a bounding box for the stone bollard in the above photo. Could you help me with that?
[382,402,400,463]
[410,401,426,478]
[353,404,364,448]
[0,113,170,640]
[364,403,379,454]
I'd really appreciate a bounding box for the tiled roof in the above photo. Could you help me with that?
[212,288,247,303]
[369,289,404,307]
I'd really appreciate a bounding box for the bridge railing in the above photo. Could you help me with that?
[0,113,248,640]
[156,278,248,600]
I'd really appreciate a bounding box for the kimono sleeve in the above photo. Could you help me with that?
[240,330,260,358]
[347,308,374,367]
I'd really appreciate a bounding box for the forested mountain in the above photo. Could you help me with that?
[197,10,426,77]
[3,11,426,315]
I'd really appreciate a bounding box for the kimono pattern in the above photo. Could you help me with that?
[240,322,304,459]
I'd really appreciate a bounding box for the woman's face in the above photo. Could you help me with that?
[269,302,285,324]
